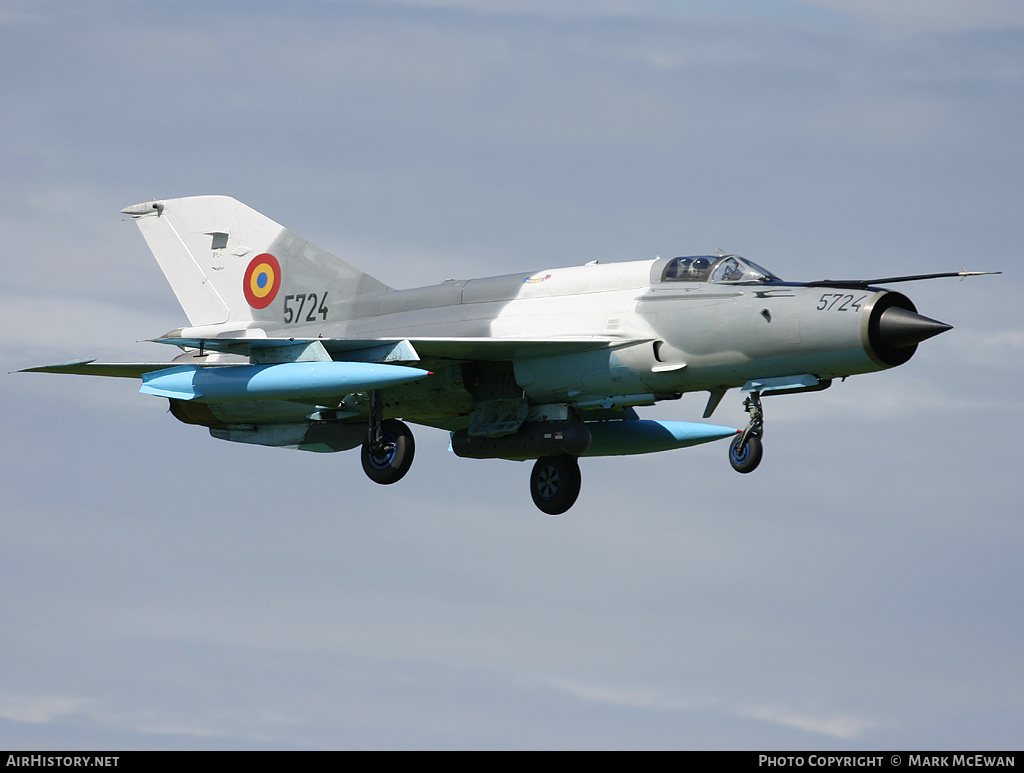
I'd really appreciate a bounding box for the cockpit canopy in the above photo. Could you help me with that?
[660,255,780,284]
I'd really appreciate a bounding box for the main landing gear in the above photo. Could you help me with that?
[361,390,415,485]
[729,391,764,474]
[530,454,582,515]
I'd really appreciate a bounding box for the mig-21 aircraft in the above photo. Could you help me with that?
[22,196,997,513]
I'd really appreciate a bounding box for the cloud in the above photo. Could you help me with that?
[795,0,1024,33]
[0,693,93,725]
[740,703,880,740]
[532,678,882,742]
[534,676,705,711]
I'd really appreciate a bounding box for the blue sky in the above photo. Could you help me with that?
[2,0,1022,749]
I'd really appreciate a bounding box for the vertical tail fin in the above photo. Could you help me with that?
[122,196,391,328]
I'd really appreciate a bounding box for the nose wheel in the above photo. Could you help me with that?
[729,392,764,474]
[530,454,581,515]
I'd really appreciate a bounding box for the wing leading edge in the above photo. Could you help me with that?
[146,334,647,364]
[20,360,175,379]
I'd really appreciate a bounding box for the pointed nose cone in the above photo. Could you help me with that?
[877,306,953,349]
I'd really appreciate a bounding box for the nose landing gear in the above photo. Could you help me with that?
[729,391,764,474]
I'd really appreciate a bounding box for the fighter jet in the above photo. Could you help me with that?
[23,196,997,514]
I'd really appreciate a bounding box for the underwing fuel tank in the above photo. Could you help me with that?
[583,419,738,457]
[451,419,737,460]
[140,361,430,403]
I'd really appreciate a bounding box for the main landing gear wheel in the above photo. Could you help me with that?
[729,433,763,474]
[530,454,581,515]
[361,418,415,485]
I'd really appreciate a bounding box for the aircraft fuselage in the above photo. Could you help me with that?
[212,256,922,425]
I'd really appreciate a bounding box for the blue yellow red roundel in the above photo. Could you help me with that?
[243,254,282,309]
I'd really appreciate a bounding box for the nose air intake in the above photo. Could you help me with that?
[876,306,953,349]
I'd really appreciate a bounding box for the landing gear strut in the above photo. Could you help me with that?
[530,454,581,515]
[361,390,415,484]
[729,391,764,474]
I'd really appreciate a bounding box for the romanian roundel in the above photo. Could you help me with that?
[243,253,282,309]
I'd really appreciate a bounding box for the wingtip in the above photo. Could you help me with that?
[19,358,98,373]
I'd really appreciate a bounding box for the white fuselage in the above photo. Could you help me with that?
[220,256,900,416]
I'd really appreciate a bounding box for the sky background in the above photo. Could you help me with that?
[1,0,1022,750]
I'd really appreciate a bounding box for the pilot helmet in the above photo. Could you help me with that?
[691,257,710,277]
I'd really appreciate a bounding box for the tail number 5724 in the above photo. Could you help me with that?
[283,292,328,324]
